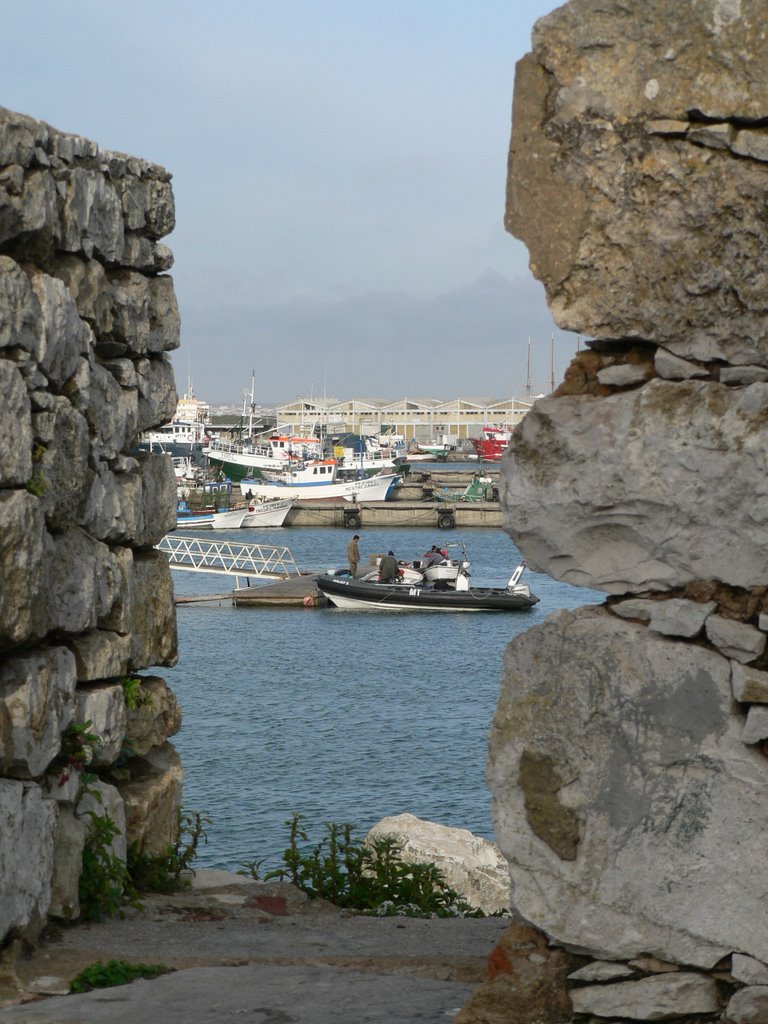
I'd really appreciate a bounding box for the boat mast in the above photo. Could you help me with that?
[550,334,555,393]
[525,338,532,401]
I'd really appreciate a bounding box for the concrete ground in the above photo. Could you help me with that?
[0,870,506,1024]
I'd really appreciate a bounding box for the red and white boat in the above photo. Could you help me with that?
[469,424,513,462]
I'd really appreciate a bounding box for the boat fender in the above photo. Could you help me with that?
[344,511,362,529]
[437,511,455,530]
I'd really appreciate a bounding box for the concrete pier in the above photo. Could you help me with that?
[284,499,501,529]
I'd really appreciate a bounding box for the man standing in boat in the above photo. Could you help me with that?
[347,534,361,577]
[378,550,402,583]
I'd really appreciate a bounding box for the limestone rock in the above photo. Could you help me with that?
[732,663,768,704]
[124,676,182,757]
[85,360,138,460]
[741,706,768,746]
[135,355,178,435]
[35,396,92,532]
[0,491,45,647]
[0,255,41,353]
[0,648,77,778]
[507,0,768,361]
[84,462,142,543]
[568,960,635,982]
[69,632,131,685]
[0,780,57,941]
[647,599,717,638]
[725,985,768,1024]
[120,742,183,855]
[48,805,86,920]
[48,253,113,336]
[135,451,177,546]
[365,812,511,914]
[501,382,768,593]
[654,349,709,381]
[705,614,767,663]
[27,269,92,387]
[73,681,127,766]
[488,606,768,968]
[0,358,33,487]
[129,549,178,670]
[569,972,720,1019]
[39,528,119,636]
[732,955,768,987]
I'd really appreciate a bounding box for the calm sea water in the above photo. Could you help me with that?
[166,523,601,873]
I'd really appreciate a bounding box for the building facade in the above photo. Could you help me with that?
[274,396,535,441]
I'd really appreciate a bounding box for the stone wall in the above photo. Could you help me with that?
[475,2,768,1022]
[0,106,182,947]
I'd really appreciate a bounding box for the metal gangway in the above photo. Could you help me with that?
[158,534,300,580]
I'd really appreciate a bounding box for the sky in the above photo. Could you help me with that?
[1,0,575,407]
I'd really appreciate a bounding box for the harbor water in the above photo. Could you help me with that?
[167,525,601,873]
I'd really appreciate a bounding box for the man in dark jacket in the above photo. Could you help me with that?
[378,550,400,583]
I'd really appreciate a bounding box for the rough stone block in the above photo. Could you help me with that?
[120,742,183,855]
[73,681,127,766]
[0,491,45,647]
[0,780,57,940]
[488,606,768,968]
[0,648,77,778]
[0,359,33,487]
[48,805,86,920]
[569,973,720,1019]
[705,614,767,664]
[129,549,178,670]
[69,632,131,685]
[502,382,768,593]
[732,662,768,703]
[124,676,181,757]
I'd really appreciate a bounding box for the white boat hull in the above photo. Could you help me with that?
[242,499,293,527]
[175,507,248,530]
[239,473,399,503]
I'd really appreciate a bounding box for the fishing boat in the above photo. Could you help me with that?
[175,501,248,530]
[468,424,513,462]
[242,497,293,528]
[408,439,456,459]
[315,561,539,612]
[204,433,323,481]
[240,463,400,502]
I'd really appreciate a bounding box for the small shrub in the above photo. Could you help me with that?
[70,959,171,993]
[78,809,136,921]
[260,813,484,918]
[120,675,151,711]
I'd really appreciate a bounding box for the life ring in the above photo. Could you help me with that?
[345,511,362,529]
[437,511,455,530]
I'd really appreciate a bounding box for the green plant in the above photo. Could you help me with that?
[263,813,484,917]
[25,476,45,497]
[127,809,212,893]
[237,858,266,880]
[78,808,135,921]
[120,675,151,711]
[70,959,171,993]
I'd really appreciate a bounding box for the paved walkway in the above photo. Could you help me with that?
[1,871,504,1024]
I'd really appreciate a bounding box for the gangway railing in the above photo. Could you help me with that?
[158,534,300,579]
